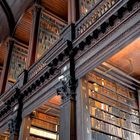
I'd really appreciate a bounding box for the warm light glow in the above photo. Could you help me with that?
[106,37,140,79]
[101,79,105,86]
[55,125,58,131]
[30,127,57,140]
[48,95,61,105]
[93,83,98,92]
[101,103,104,110]
[85,8,88,13]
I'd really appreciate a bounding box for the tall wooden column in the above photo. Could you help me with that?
[59,94,76,140]
[0,38,14,94]
[57,53,77,140]
[68,0,79,24]
[27,3,42,68]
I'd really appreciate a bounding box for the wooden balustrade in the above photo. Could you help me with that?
[28,38,68,80]
[76,0,119,37]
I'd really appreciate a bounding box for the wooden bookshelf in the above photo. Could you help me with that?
[84,72,140,140]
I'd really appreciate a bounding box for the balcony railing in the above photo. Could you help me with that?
[75,0,119,38]
[28,38,68,80]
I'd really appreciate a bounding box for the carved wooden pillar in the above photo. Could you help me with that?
[0,38,14,94]
[9,89,23,140]
[59,94,76,140]
[57,53,77,140]
[27,3,42,68]
[68,0,79,24]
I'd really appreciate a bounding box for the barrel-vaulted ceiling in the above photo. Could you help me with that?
[0,0,33,42]
[0,0,68,43]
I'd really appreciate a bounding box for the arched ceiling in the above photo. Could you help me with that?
[5,0,33,21]
[14,9,32,45]
[0,5,10,42]
[0,0,68,43]
[0,0,33,42]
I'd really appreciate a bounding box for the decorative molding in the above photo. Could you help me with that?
[74,1,140,56]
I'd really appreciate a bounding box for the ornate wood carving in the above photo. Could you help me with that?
[57,76,77,102]
[77,0,118,37]
[36,12,65,59]
[79,0,101,17]
[8,44,28,82]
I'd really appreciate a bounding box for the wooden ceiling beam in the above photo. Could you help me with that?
[0,0,15,35]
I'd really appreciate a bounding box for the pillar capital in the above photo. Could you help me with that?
[5,37,15,46]
[57,76,77,103]
[32,0,44,15]
[32,3,43,13]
